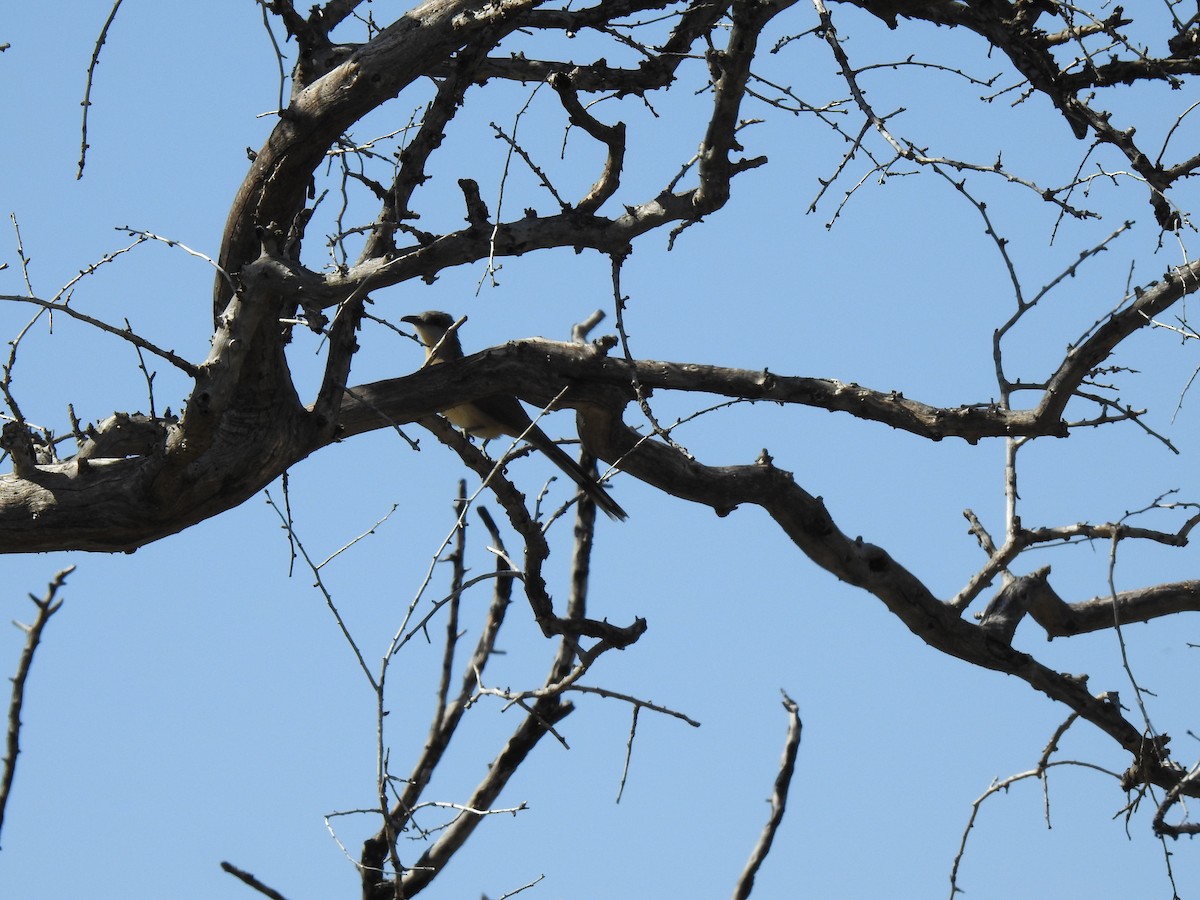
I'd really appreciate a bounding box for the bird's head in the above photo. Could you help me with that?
[401,310,457,347]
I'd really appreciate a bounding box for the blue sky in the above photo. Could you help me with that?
[1,2,1199,898]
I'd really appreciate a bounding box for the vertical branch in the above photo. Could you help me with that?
[361,505,518,895]
[1106,531,1154,733]
[566,468,595,624]
[0,566,74,842]
[2,214,39,426]
[565,310,599,633]
[732,691,802,900]
[77,0,126,179]
[614,705,640,804]
[312,290,368,429]
[396,693,573,898]
[373,489,473,888]
[433,480,468,732]
[1003,436,1026,550]
[694,0,795,211]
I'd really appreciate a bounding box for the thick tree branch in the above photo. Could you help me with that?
[983,571,1200,640]
[1036,259,1200,420]
[216,0,545,318]
[337,339,1068,445]
[9,5,1200,888]
[9,277,1200,555]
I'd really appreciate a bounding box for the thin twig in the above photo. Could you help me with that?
[0,294,198,377]
[0,566,75,842]
[732,691,802,900]
[77,0,126,179]
[615,705,639,804]
[125,316,157,417]
[116,227,237,300]
[949,750,1122,899]
[263,490,377,690]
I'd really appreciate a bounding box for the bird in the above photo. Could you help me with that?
[401,310,628,521]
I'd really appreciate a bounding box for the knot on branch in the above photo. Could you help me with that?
[77,412,173,461]
[549,70,626,213]
[0,421,38,478]
[538,612,648,648]
[978,565,1059,642]
[1120,732,1183,794]
[458,178,491,229]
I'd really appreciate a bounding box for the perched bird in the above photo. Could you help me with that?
[401,310,628,521]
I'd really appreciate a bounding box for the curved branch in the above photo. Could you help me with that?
[8,311,1196,557]
[1037,259,1200,421]
[390,695,574,898]
[0,567,72,841]
[215,0,543,317]
[571,399,1188,793]
[733,692,802,900]
[549,71,625,213]
[337,340,1064,443]
[0,294,198,377]
[1030,580,1200,639]
[694,0,798,211]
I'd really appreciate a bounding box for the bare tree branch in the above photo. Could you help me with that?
[219,861,292,900]
[9,1,1200,894]
[733,692,803,900]
[0,566,73,843]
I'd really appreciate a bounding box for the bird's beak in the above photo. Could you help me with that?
[400,314,419,325]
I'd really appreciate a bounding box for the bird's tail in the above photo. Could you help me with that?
[537,437,628,521]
